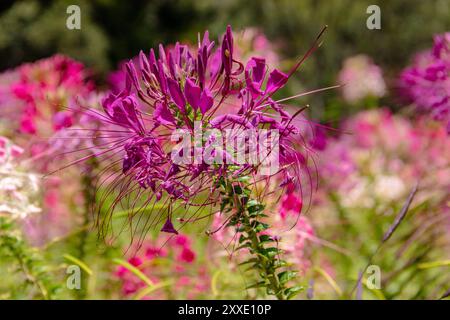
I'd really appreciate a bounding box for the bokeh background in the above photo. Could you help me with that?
[2,0,450,121]
[0,0,449,300]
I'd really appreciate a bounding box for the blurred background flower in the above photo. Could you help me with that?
[338,55,386,104]
[399,33,450,133]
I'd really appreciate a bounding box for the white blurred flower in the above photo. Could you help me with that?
[341,179,374,208]
[374,175,406,202]
[338,55,387,104]
[0,137,41,219]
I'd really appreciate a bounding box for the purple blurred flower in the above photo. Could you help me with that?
[399,33,450,133]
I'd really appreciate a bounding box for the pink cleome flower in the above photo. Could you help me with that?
[399,33,450,133]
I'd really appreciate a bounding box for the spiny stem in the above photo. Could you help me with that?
[241,209,286,300]
[219,177,299,300]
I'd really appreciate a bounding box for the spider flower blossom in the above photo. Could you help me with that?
[0,56,101,244]
[88,26,316,236]
[0,55,95,152]
[107,28,281,104]
[399,33,450,133]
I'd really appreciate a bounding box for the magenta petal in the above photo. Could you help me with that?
[121,95,144,133]
[154,102,176,125]
[101,91,118,118]
[198,89,214,115]
[184,78,201,110]
[266,69,288,95]
[161,218,178,234]
[53,111,73,131]
[246,57,266,97]
[222,25,234,75]
[247,57,266,85]
[102,92,144,133]
[20,115,36,134]
[125,61,140,91]
[167,78,186,113]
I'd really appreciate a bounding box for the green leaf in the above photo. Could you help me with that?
[237,176,250,183]
[248,204,265,214]
[278,271,297,284]
[274,260,289,269]
[220,198,229,212]
[253,222,270,233]
[235,243,251,251]
[112,258,153,287]
[261,247,279,258]
[238,258,259,266]
[266,287,275,295]
[232,185,243,194]
[285,286,304,300]
[63,254,93,276]
[259,235,274,243]
[246,281,267,289]
[244,263,261,272]
[246,199,259,207]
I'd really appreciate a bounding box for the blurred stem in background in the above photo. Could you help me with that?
[75,157,99,299]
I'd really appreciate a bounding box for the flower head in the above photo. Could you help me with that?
[76,25,320,241]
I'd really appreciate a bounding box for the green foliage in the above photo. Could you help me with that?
[0,217,62,299]
[220,179,301,300]
[2,0,449,93]
[308,191,450,299]
[0,1,108,74]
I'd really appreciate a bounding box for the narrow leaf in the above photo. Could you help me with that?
[112,258,153,287]
[382,183,418,242]
[63,254,93,276]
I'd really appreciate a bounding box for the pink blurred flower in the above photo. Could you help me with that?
[178,247,196,263]
[317,109,450,208]
[280,192,303,219]
[1,54,95,142]
[115,235,209,299]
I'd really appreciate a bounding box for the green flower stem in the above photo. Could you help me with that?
[217,176,303,300]
[240,208,286,300]
[219,178,299,300]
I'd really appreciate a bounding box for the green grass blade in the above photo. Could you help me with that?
[63,254,93,276]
